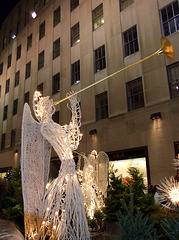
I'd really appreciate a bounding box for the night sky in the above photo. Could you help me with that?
[0,0,19,27]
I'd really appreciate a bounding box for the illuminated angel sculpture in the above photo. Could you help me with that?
[21,91,90,239]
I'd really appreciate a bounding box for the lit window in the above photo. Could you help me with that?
[54,6,61,27]
[15,70,20,87]
[123,25,139,57]
[39,21,45,40]
[120,0,134,11]
[94,45,106,73]
[167,61,179,99]
[17,44,21,60]
[5,79,10,94]
[71,22,80,46]
[13,99,18,116]
[71,60,80,85]
[71,0,79,11]
[53,38,60,59]
[3,105,8,121]
[27,34,32,50]
[38,50,45,70]
[126,77,144,111]
[52,72,60,95]
[25,61,31,79]
[92,3,104,31]
[160,1,179,37]
[95,91,108,121]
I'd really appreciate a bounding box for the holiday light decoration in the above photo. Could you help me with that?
[157,176,179,210]
[77,151,106,219]
[21,91,89,239]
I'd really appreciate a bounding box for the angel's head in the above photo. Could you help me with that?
[33,91,56,123]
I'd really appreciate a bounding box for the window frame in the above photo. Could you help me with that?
[39,21,45,40]
[13,99,18,116]
[126,77,145,111]
[95,91,109,121]
[167,61,179,99]
[25,61,31,79]
[24,91,30,104]
[53,38,60,59]
[71,22,80,47]
[54,6,61,27]
[0,62,3,75]
[1,133,6,150]
[11,129,16,148]
[71,60,80,85]
[71,0,79,11]
[5,79,10,94]
[38,50,45,70]
[52,72,60,95]
[37,83,43,95]
[27,34,32,51]
[16,44,21,60]
[7,54,12,69]
[123,25,139,58]
[92,3,104,31]
[160,0,179,37]
[94,45,106,73]
[3,105,8,121]
[120,0,134,11]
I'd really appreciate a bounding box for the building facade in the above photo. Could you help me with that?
[0,0,179,184]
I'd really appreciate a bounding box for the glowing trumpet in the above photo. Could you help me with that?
[54,37,175,106]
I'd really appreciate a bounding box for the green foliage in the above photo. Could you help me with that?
[0,166,24,233]
[103,167,155,222]
[113,200,159,240]
[94,210,105,231]
[161,214,179,240]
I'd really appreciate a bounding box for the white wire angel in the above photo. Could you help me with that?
[21,91,90,240]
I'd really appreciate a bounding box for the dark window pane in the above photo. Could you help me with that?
[123,25,138,57]
[167,5,173,19]
[161,8,168,22]
[173,1,179,15]
[167,62,179,99]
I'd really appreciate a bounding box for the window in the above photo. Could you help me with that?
[167,62,179,99]
[37,83,43,95]
[7,54,12,68]
[3,105,8,120]
[15,70,20,87]
[52,72,60,95]
[0,62,3,75]
[2,36,6,50]
[71,22,80,46]
[160,1,179,37]
[24,92,30,104]
[34,0,39,13]
[0,85,1,97]
[120,0,134,11]
[52,111,60,123]
[16,21,21,36]
[38,50,45,70]
[16,44,21,60]
[71,60,80,85]
[5,79,10,94]
[123,25,139,57]
[95,91,108,121]
[13,99,18,115]
[174,141,179,159]
[92,3,104,30]
[53,38,60,59]
[1,134,6,150]
[71,0,79,11]
[25,61,31,79]
[27,34,32,50]
[94,45,106,73]
[39,21,45,40]
[24,11,29,26]
[126,77,144,111]
[54,6,61,27]
[11,129,16,147]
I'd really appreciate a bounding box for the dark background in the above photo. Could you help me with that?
[0,0,19,27]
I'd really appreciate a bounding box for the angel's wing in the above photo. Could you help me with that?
[21,103,51,237]
[97,151,109,196]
